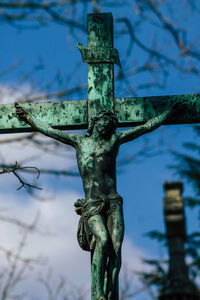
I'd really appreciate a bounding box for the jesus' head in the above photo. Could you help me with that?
[86,110,118,138]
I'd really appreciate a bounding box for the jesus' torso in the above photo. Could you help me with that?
[76,134,120,203]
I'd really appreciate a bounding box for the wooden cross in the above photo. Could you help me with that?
[0,13,200,134]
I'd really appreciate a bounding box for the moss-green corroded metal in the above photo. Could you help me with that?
[87,13,115,121]
[115,93,200,126]
[0,94,200,133]
[77,43,121,67]
[0,100,87,133]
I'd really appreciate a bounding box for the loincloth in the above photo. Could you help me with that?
[74,194,123,251]
[82,193,123,219]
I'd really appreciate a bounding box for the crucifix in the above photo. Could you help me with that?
[1,12,199,300]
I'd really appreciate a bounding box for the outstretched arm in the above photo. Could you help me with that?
[15,103,81,148]
[118,109,171,145]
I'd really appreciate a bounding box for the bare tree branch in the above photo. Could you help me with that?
[0,161,42,191]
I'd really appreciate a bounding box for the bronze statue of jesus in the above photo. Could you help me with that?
[16,104,171,300]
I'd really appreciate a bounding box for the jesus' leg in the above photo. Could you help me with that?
[106,197,124,300]
[88,214,109,300]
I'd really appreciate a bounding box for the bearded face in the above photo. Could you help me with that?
[95,115,115,138]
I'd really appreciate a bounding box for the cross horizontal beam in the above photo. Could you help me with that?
[115,93,200,126]
[0,94,199,134]
[0,101,87,133]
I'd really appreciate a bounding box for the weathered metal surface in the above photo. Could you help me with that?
[160,182,199,300]
[1,94,200,133]
[115,93,200,126]
[0,100,87,133]
[16,106,126,300]
[1,93,200,133]
[77,43,121,67]
[16,103,172,300]
[87,13,115,121]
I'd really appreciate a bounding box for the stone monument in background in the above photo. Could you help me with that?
[160,182,199,300]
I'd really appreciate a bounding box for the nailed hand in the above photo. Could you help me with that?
[15,103,29,120]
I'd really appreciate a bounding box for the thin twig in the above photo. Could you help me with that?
[0,162,42,191]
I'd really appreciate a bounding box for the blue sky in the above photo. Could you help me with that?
[0,2,200,299]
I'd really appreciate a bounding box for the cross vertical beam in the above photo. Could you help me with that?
[87,13,114,119]
[77,13,120,123]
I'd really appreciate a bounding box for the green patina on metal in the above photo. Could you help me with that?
[16,103,172,300]
[0,11,199,300]
[0,94,200,133]
[0,100,87,133]
[86,13,115,123]
[77,44,121,67]
[115,93,200,126]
